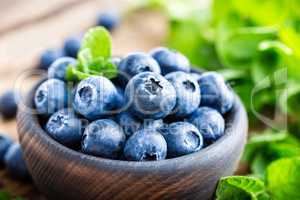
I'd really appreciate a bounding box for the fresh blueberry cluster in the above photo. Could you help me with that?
[35,46,234,162]
[0,134,29,180]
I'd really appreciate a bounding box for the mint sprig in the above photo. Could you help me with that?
[65,27,117,81]
[216,176,270,200]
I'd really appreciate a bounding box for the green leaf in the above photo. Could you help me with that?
[216,23,278,69]
[242,130,289,162]
[251,153,271,180]
[216,176,269,200]
[80,27,112,59]
[251,40,291,83]
[0,190,24,200]
[65,27,117,81]
[266,157,300,200]
[65,65,90,81]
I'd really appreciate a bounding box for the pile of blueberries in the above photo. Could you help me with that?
[38,12,120,70]
[34,47,234,161]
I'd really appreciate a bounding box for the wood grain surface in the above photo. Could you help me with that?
[0,0,166,199]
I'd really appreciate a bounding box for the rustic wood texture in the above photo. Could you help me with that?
[0,0,166,199]
[17,78,248,200]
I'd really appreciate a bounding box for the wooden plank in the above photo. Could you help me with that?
[0,0,88,36]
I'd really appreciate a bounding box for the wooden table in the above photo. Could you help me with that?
[0,0,167,198]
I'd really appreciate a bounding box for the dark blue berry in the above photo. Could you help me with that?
[165,71,201,117]
[48,57,77,81]
[34,79,68,115]
[63,36,81,58]
[150,47,190,75]
[0,134,13,165]
[4,143,30,180]
[188,107,225,145]
[82,119,126,159]
[125,72,176,119]
[73,76,118,120]
[46,109,83,148]
[0,90,19,119]
[198,72,234,114]
[124,129,167,161]
[38,49,64,70]
[96,12,120,31]
[115,112,142,137]
[118,52,161,83]
[161,122,203,158]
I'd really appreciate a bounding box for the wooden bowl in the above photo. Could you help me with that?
[17,77,248,200]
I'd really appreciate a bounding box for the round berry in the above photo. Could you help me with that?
[124,129,167,161]
[118,52,161,83]
[198,72,234,114]
[46,109,83,148]
[150,47,190,75]
[82,119,126,159]
[4,143,30,180]
[39,49,64,70]
[73,76,118,120]
[115,112,142,138]
[0,134,13,165]
[96,12,120,31]
[188,107,225,145]
[165,71,201,117]
[0,90,19,119]
[161,122,203,158]
[63,36,81,58]
[34,79,68,115]
[48,57,77,81]
[125,72,176,119]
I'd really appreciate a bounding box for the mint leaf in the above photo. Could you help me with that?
[80,27,112,59]
[242,130,288,162]
[65,27,117,81]
[0,190,24,200]
[65,65,90,81]
[266,157,300,200]
[216,176,269,200]
[78,49,93,72]
[251,153,271,180]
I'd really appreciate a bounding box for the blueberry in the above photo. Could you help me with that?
[4,143,30,180]
[150,47,190,75]
[188,107,225,145]
[63,36,81,58]
[34,79,68,115]
[73,76,118,120]
[115,112,141,137]
[198,72,234,114]
[118,53,161,83]
[0,90,19,119]
[165,71,201,117]
[115,85,125,110]
[124,129,167,161]
[142,119,164,131]
[82,119,126,159]
[190,72,202,82]
[48,57,77,81]
[39,49,64,70]
[125,72,176,119]
[0,134,13,165]
[161,122,203,158]
[96,12,120,31]
[46,109,83,148]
